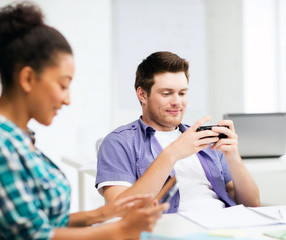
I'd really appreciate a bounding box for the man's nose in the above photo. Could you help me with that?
[170,94,181,105]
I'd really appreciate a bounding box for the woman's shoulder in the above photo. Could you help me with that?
[0,116,30,155]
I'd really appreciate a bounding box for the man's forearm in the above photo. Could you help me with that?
[122,149,176,197]
[227,155,261,207]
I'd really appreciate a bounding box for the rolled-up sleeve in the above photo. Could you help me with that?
[96,131,137,188]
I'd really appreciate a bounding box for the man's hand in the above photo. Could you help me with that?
[166,116,219,161]
[210,120,240,158]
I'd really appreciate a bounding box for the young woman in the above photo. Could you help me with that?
[0,2,169,240]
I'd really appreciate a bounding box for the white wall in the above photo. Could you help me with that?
[207,0,286,120]
[28,0,113,161]
[243,0,278,113]
[33,0,112,211]
[112,0,209,127]
[1,0,286,210]
[207,0,244,122]
[278,0,286,112]
[0,0,112,211]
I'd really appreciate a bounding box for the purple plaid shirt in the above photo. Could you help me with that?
[96,117,236,213]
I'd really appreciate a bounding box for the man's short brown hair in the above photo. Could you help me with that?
[135,51,189,96]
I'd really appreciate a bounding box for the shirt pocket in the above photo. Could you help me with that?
[136,153,154,178]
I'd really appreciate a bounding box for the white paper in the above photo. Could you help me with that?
[179,205,286,229]
[248,205,286,223]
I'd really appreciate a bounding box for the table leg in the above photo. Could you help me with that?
[78,171,85,211]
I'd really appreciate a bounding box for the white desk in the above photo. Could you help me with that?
[243,156,286,206]
[153,213,286,239]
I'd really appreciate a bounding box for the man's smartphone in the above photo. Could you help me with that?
[154,175,177,205]
[196,125,229,139]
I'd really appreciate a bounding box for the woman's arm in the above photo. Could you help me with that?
[68,195,153,227]
[54,200,169,240]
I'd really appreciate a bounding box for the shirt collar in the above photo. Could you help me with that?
[138,116,187,137]
[0,115,34,146]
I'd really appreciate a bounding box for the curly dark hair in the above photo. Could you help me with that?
[0,1,73,92]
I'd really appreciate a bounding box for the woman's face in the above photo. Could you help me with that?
[28,53,75,126]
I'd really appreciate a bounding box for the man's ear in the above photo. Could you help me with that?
[19,66,36,93]
[136,87,148,104]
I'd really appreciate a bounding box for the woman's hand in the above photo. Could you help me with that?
[69,194,158,226]
[97,194,154,223]
[57,195,169,240]
[117,197,169,240]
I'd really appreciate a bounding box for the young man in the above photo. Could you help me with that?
[96,51,260,213]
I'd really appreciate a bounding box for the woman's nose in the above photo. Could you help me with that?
[63,91,71,106]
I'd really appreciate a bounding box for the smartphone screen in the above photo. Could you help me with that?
[196,125,229,139]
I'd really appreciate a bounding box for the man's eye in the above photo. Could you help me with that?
[162,92,170,96]
[179,92,186,96]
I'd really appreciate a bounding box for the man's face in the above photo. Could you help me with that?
[141,72,188,131]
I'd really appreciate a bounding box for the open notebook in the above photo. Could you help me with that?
[223,113,286,158]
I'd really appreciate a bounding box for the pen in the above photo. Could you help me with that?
[247,207,282,222]
[279,209,284,219]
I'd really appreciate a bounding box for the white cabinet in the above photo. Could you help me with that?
[244,157,286,206]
